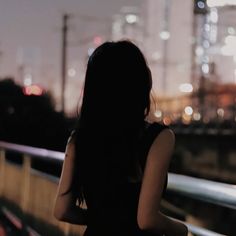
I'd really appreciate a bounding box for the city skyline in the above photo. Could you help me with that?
[1,0,236,113]
[0,0,141,79]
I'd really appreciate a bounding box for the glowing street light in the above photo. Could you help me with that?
[179,83,193,93]
[160,31,170,40]
[193,112,201,121]
[24,74,32,86]
[125,14,138,24]
[202,63,209,74]
[184,106,193,116]
[217,108,224,118]
[154,110,162,118]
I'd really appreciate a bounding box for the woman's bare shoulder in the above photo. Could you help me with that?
[147,122,175,150]
[145,127,175,166]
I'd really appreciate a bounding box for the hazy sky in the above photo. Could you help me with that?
[4,0,234,103]
[0,0,141,82]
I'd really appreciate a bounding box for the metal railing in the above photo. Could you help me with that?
[168,173,236,210]
[1,141,235,236]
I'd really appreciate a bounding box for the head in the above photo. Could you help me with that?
[79,40,152,130]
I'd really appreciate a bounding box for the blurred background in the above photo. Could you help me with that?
[0,0,236,235]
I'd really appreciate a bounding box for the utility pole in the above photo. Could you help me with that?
[61,14,69,113]
[0,46,3,77]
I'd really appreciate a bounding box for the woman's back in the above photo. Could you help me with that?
[83,122,167,236]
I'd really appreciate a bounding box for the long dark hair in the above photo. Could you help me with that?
[67,41,152,205]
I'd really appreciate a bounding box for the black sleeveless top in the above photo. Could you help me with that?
[83,122,168,236]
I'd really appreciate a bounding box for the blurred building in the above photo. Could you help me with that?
[144,0,236,124]
[112,6,144,48]
[143,0,193,97]
[192,0,236,87]
[156,82,236,124]
[112,1,193,97]
[6,0,236,116]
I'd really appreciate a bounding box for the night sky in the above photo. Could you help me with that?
[0,0,141,81]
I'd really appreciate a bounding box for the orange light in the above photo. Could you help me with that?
[163,117,172,125]
[23,85,43,96]
[93,36,102,46]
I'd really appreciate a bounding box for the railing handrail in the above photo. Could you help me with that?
[185,222,226,236]
[0,140,232,236]
[1,140,236,210]
[0,141,64,162]
[168,173,236,210]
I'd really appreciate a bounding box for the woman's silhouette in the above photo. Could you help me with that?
[54,41,188,236]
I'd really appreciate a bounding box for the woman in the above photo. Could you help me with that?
[54,41,188,236]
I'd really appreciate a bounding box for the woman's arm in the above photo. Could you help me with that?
[53,134,88,225]
[137,128,188,236]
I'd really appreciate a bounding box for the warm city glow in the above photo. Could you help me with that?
[23,85,43,96]
[182,113,191,124]
[184,106,193,116]
[217,108,224,117]
[179,83,193,93]
[193,112,201,121]
[163,117,172,125]
[207,0,236,7]
[93,36,102,46]
[154,110,162,118]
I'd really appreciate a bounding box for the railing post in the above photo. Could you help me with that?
[21,154,31,212]
[0,149,6,196]
[64,223,70,236]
